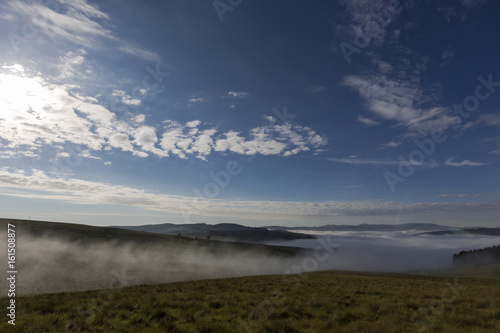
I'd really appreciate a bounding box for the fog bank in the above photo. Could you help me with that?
[0,234,300,295]
[267,230,500,272]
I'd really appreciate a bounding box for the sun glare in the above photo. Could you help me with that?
[0,65,56,126]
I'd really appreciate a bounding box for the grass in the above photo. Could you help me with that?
[2,268,499,332]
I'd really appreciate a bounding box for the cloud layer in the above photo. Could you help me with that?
[0,64,327,162]
[0,167,499,225]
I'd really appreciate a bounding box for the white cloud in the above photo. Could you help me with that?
[56,152,71,159]
[213,122,327,157]
[357,115,379,126]
[225,91,249,99]
[186,120,201,128]
[328,156,486,168]
[133,126,168,158]
[0,167,498,225]
[0,64,327,162]
[101,132,134,153]
[344,74,423,122]
[2,64,24,74]
[79,150,101,160]
[479,113,500,126]
[189,129,217,158]
[0,149,39,159]
[338,3,468,136]
[327,157,399,166]
[214,130,285,156]
[444,158,487,167]
[344,74,460,133]
[439,192,500,199]
[134,114,146,123]
[8,0,113,47]
[59,0,110,20]
[58,49,87,79]
[160,121,202,159]
[0,67,102,151]
[118,45,161,63]
[112,90,141,106]
[133,126,158,150]
[5,0,164,72]
[0,64,159,158]
[188,97,204,104]
[157,118,328,160]
[383,140,402,148]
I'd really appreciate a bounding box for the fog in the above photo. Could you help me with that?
[2,230,499,295]
[0,234,300,295]
[267,230,500,272]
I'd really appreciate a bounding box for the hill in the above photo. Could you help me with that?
[0,218,310,295]
[1,218,306,253]
[1,268,499,332]
[115,222,316,243]
[452,245,500,268]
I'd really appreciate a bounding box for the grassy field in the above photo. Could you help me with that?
[2,266,499,333]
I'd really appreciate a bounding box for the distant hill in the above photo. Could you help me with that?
[452,245,500,268]
[267,223,451,232]
[115,222,316,243]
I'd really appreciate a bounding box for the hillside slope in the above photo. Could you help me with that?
[452,245,500,268]
[0,218,310,295]
[1,269,499,332]
[0,218,305,255]
[116,222,316,243]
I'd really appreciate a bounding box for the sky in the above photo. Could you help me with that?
[0,0,499,227]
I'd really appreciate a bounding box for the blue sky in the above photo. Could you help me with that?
[0,0,499,227]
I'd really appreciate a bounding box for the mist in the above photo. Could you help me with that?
[0,234,301,295]
[2,229,500,296]
[267,230,500,272]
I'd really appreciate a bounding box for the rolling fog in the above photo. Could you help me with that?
[0,234,300,295]
[2,230,500,295]
[268,230,500,272]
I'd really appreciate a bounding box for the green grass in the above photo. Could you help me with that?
[2,268,499,332]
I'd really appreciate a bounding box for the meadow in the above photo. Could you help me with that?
[2,265,500,333]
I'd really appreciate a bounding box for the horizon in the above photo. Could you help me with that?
[1,216,494,230]
[0,0,499,227]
